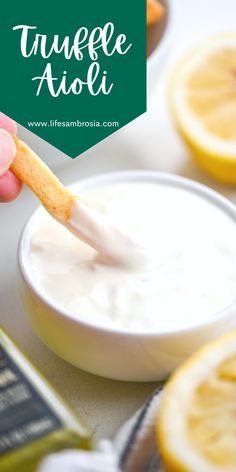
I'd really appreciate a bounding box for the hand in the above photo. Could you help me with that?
[0,113,22,202]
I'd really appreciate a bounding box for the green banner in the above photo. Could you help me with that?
[0,0,146,157]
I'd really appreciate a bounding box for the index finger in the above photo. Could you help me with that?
[0,113,17,135]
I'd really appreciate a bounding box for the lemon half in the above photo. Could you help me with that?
[157,331,236,472]
[169,33,236,184]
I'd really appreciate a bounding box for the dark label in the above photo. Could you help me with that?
[0,344,62,455]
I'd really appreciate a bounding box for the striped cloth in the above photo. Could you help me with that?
[38,387,164,472]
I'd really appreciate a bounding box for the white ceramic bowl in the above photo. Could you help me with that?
[18,171,236,382]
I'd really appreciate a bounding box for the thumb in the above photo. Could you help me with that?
[0,129,16,175]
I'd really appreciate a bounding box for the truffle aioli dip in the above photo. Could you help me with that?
[63,198,150,269]
[29,181,236,332]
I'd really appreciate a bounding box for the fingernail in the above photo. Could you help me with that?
[0,129,16,175]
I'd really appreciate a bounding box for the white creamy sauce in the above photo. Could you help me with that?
[29,182,236,332]
[64,199,150,269]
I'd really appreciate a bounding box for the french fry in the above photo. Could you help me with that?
[11,136,75,221]
[147,0,165,25]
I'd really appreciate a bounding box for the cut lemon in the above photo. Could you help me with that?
[169,33,236,184]
[157,331,236,472]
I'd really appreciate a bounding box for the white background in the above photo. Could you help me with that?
[1,0,236,441]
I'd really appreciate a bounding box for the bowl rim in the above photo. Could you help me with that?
[147,0,174,69]
[18,170,236,338]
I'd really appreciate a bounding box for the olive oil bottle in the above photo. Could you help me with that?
[0,326,91,472]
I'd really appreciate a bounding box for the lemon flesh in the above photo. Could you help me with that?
[186,48,236,141]
[170,34,236,183]
[188,353,236,468]
[157,331,236,472]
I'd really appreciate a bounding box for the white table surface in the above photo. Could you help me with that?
[1,0,236,442]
